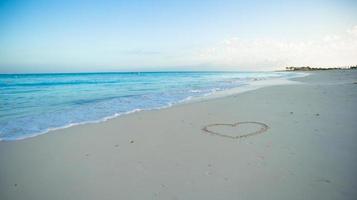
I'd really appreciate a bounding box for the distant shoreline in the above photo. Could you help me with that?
[284,66,357,71]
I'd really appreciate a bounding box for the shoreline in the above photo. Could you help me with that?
[1,70,356,200]
[0,72,307,142]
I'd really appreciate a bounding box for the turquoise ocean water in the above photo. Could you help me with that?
[0,71,299,141]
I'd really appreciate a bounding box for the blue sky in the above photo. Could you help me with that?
[1,0,357,72]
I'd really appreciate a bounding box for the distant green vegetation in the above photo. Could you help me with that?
[285,65,357,71]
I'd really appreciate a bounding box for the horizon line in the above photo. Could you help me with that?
[0,69,279,75]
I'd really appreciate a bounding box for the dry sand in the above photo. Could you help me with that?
[1,70,356,200]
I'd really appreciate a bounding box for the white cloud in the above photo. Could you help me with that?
[192,26,357,70]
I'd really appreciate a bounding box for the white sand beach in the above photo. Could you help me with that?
[0,70,356,200]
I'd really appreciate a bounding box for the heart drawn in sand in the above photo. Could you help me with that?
[202,121,269,139]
